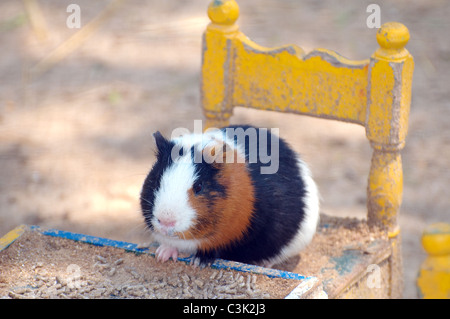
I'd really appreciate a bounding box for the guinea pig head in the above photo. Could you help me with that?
[140,131,197,238]
[140,132,255,253]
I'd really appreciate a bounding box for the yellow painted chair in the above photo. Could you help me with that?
[201,0,414,298]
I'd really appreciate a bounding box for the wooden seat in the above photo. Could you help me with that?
[200,0,414,298]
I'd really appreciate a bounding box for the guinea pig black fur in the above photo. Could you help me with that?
[140,125,319,267]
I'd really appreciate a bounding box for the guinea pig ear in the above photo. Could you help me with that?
[203,141,237,166]
[153,131,171,155]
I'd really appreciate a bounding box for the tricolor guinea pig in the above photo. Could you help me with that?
[140,125,319,267]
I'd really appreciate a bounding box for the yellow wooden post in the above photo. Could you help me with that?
[417,223,450,299]
[201,0,240,130]
[366,22,414,298]
[366,22,414,233]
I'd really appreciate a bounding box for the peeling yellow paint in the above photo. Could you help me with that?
[232,34,369,125]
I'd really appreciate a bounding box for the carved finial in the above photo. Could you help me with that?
[207,0,239,25]
[421,223,450,256]
[374,22,410,60]
[377,22,409,50]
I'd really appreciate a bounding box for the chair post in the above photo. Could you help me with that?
[366,22,414,234]
[201,0,240,130]
[366,22,414,298]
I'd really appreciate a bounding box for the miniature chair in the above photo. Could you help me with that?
[201,0,414,298]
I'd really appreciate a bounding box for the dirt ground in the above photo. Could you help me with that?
[0,0,448,299]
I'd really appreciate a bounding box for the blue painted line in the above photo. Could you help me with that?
[30,225,311,282]
[210,259,309,281]
[31,226,152,255]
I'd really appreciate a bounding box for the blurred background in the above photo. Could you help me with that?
[0,0,449,298]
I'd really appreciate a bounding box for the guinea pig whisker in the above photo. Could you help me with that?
[183,230,192,240]
[139,196,153,205]
[181,231,190,240]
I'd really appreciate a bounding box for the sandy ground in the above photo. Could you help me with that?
[0,0,449,299]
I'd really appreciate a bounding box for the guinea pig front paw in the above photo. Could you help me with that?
[155,244,179,262]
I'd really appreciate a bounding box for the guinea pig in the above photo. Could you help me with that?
[140,125,319,267]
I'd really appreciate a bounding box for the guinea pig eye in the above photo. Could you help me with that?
[193,182,203,195]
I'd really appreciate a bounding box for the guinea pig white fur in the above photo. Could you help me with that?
[140,125,319,267]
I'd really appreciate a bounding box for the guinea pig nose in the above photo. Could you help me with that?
[158,218,176,228]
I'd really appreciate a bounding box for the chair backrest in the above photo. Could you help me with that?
[201,0,414,237]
